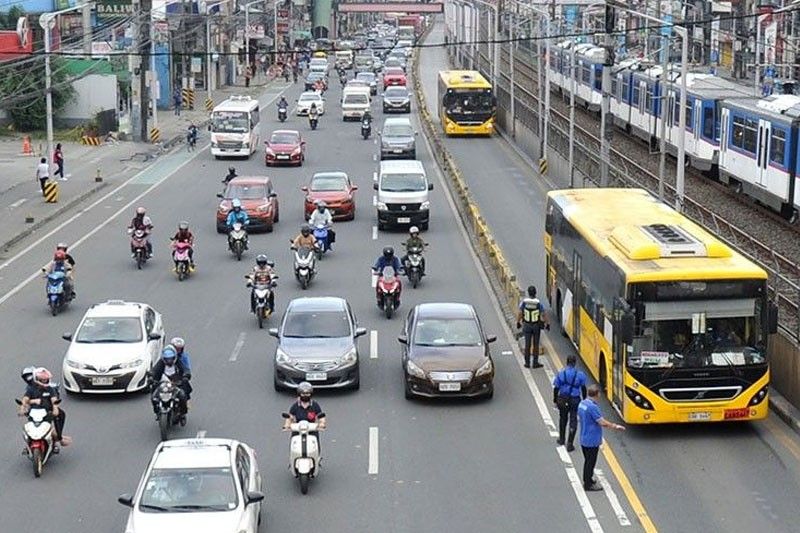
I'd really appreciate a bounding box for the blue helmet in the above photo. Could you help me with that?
[232,198,242,210]
[161,347,178,365]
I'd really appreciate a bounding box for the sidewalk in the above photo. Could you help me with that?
[0,81,272,256]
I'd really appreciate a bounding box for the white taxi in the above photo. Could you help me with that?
[118,438,264,533]
[296,91,325,116]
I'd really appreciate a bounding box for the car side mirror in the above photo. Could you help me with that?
[281,412,290,419]
[355,327,368,337]
[148,333,162,341]
[485,335,497,343]
[301,141,307,145]
[117,494,134,508]
[207,124,211,131]
[268,328,279,337]
[301,186,309,192]
[269,192,278,198]
[62,332,72,341]
[620,311,635,345]
[352,185,358,191]
[427,183,434,191]
[246,491,265,505]
[414,131,418,136]
[373,182,378,190]
[397,335,408,344]
[768,302,779,334]
[216,193,224,199]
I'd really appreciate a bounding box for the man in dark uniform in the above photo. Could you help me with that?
[283,382,326,452]
[516,285,549,368]
[553,355,587,451]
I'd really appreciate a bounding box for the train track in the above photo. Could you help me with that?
[461,31,800,338]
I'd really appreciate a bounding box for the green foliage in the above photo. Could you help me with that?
[0,6,27,30]
[0,57,76,131]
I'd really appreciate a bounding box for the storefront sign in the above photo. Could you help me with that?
[97,0,135,18]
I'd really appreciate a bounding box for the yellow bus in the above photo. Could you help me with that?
[544,188,778,424]
[437,70,496,136]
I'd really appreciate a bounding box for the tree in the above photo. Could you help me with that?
[0,57,76,131]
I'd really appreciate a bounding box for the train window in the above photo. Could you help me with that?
[645,87,653,113]
[732,116,746,150]
[581,65,591,84]
[702,105,714,139]
[612,78,617,97]
[714,102,722,140]
[673,98,680,126]
[622,78,630,102]
[632,85,640,105]
[770,127,787,167]
[594,68,602,91]
[743,118,758,153]
[685,100,693,131]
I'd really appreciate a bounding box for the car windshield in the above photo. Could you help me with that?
[311,175,348,191]
[224,183,266,200]
[139,467,238,513]
[384,87,408,98]
[381,173,425,191]
[385,68,404,76]
[269,133,298,144]
[357,73,375,82]
[211,111,249,133]
[282,310,351,338]
[75,317,143,343]
[413,318,483,346]
[384,124,413,137]
[344,94,369,105]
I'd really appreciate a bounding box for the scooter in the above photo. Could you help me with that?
[309,114,319,131]
[282,413,324,495]
[290,242,317,290]
[228,222,248,261]
[375,266,401,319]
[150,378,186,441]
[247,273,277,329]
[404,244,426,288]
[129,229,149,269]
[173,241,193,281]
[313,224,330,259]
[278,106,288,122]
[15,399,57,478]
[45,271,70,316]
[361,118,371,140]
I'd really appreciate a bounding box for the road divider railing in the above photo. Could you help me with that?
[411,38,523,323]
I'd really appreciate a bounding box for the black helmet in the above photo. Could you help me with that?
[297,381,313,400]
[256,254,268,267]
[228,166,236,175]
[21,366,36,384]
[382,246,394,259]
[301,224,311,236]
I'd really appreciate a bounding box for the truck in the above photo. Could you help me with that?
[397,15,423,37]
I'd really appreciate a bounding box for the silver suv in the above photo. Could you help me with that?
[380,117,417,159]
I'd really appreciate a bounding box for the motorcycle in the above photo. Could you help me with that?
[248,274,277,329]
[361,118,371,140]
[312,224,330,259]
[375,266,401,319]
[228,222,248,261]
[340,73,347,86]
[15,399,57,478]
[291,242,317,290]
[151,378,186,441]
[187,128,198,151]
[45,270,70,316]
[278,106,288,122]
[130,229,149,269]
[173,241,193,281]
[282,413,324,495]
[404,244,426,289]
[309,114,319,131]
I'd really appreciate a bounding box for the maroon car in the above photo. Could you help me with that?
[265,130,305,167]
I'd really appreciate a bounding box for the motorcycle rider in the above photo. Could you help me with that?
[308,200,334,250]
[18,367,69,451]
[170,221,195,269]
[401,226,427,276]
[128,206,153,258]
[226,198,250,250]
[170,337,192,374]
[222,166,237,185]
[308,102,320,124]
[277,96,289,115]
[187,122,198,150]
[246,254,276,313]
[372,246,403,306]
[291,224,317,250]
[44,249,75,300]
[150,346,191,417]
[283,382,326,452]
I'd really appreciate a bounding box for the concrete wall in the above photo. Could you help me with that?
[770,334,800,408]
[59,73,118,127]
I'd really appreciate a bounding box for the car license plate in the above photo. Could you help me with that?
[439,382,461,392]
[688,411,711,421]
[277,155,290,160]
[397,217,411,224]
[91,377,114,386]
[393,149,403,153]
[306,372,327,381]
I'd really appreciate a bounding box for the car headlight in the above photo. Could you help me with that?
[406,360,426,379]
[266,147,275,155]
[275,348,294,368]
[475,358,493,377]
[420,201,430,210]
[257,204,271,213]
[65,359,87,370]
[211,141,218,148]
[292,147,302,155]
[120,359,145,370]
[338,348,358,368]
[376,202,388,211]
[242,142,249,149]
[218,206,229,214]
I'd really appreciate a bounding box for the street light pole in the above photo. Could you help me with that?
[568,40,576,187]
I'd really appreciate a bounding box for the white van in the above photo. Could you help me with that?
[210,95,260,158]
[341,86,371,120]
[374,160,432,230]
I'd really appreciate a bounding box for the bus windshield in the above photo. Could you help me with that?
[211,111,250,133]
[442,89,494,123]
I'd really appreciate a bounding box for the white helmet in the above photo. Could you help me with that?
[409,226,419,235]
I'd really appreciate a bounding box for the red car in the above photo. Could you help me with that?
[383,67,407,89]
[216,176,280,233]
[265,129,305,167]
[302,171,358,221]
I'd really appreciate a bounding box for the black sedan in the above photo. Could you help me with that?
[270,297,366,391]
[399,303,496,400]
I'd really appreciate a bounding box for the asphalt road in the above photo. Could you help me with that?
[419,21,800,533]
[0,64,635,531]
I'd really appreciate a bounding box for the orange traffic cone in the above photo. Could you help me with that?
[21,135,32,156]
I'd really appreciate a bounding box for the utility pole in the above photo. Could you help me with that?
[568,39,576,187]
[182,0,189,93]
[537,15,543,159]
[509,15,515,138]
[658,29,668,201]
[140,0,151,142]
[599,4,615,187]
[82,3,91,55]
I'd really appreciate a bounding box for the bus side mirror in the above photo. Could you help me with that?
[620,312,635,345]
[768,302,779,334]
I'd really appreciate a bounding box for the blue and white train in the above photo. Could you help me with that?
[547,41,800,221]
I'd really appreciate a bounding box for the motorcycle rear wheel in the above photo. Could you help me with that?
[300,276,308,290]
[50,300,59,317]
[235,247,243,261]
[257,311,264,329]
[385,303,394,319]
[32,448,43,478]
[299,473,310,495]
[158,413,170,441]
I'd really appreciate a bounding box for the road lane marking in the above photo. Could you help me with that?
[373,153,377,162]
[370,330,378,359]
[372,195,377,206]
[368,426,379,474]
[557,446,604,533]
[597,469,632,526]
[8,198,27,209]
[196,430,207,438]
[229,332,247,362]
[372,225,378,239]
[501,350,512,355]
[371,271,378,288]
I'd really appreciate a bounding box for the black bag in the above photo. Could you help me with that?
[556,368,579,410]
[329,229,336,243]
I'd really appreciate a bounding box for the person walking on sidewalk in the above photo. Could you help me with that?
[173,86,182,116]
[578,385,625,492]
[53,143,66,181]
[553,355,587,452]
[516,285,549,368]
[36,157,50,194]
[245,64,252,88]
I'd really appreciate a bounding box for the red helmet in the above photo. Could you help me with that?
[34,367,52,387]
[54,250,66,261]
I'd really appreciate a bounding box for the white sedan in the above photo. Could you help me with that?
[118,438,264,533]
[61,299,164,394]
[296,91,325,116]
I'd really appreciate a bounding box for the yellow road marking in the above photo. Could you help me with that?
[546,337,658,533]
